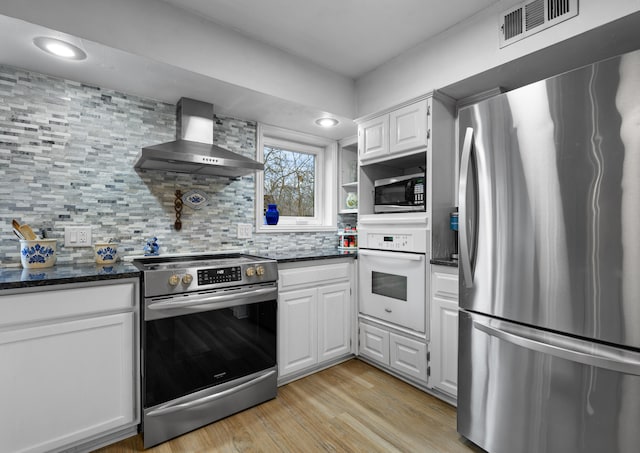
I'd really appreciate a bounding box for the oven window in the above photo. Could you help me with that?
[372,271,407,301]
[144,300,277,408]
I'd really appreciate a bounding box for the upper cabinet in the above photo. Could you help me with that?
[389,100,429,155]
[357,115,389,162]
[357,97,434,165]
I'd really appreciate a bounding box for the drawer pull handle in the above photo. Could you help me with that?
[385,308,392,313]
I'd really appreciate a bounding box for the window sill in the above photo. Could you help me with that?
[256,224,336,233]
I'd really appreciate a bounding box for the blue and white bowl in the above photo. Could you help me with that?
[19,239,57,269]
[94,242,118,264]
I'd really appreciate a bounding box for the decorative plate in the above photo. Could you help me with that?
[182,190,209,210]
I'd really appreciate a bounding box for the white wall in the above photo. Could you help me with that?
[355,0,640,116]
[0,0,356,119]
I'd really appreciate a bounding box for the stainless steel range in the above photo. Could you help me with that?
[133,253,278,448]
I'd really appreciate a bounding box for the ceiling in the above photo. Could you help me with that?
[0,0,498,139]
[160,0,497,79]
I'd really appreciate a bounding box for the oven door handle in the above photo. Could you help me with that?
[147,286,278,312]
[146,369,277,417]
[358,249,424,261]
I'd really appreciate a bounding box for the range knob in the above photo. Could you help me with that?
[245,267,256,277]
[256,265,265,276]
[182,274,193,285]
[168,274,180,286]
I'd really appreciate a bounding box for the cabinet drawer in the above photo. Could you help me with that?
[359,293,425,333]
[390,333,427,382]
[0,281,137,327]
[279,263,350,289]
[432,271,459,300]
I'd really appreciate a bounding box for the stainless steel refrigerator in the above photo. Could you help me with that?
[457,48,640,453]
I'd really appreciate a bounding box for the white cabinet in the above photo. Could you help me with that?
[429,265,459,399]
[278,259,354,384]
[358,322,428,383]
[0,279,139,453]
[278,288,318,375]
[357,114,389,162]
[389,100,429,154]
[358,99,430,165]
[359,322,388,363]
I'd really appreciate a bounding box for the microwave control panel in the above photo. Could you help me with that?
[366,233,413,251]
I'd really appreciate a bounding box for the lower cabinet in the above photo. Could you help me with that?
[359,322,428,382]
[278,259,355,384]
[0,279,139,453]
[429,265,459,399]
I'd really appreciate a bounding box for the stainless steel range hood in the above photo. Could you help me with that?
[134,98,263,177]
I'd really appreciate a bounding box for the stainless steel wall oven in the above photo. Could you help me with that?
[133,254,278,448]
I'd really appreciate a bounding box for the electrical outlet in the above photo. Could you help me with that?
[65,226,92,247]
[237,223,252,239]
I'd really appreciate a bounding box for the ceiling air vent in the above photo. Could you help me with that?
[499,0,579,48]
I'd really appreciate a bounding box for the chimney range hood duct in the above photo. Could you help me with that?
[135,98,263,178]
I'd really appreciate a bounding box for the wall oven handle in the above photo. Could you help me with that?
[147,286,278,312]
[473,319,640,376]
[146,370,277,417]
[459,127,474,288]
[358,249,424,261]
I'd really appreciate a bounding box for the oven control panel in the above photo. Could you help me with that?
[366,233,412,251]
[197,266,242,285]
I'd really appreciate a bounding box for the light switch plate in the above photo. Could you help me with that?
[237,223,252,239]
[65,226,92,247]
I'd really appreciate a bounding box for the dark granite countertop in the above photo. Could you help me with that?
[0,262,140,290]
[430,257,459,268]
[0,249,358,290]
[256,248,357,264]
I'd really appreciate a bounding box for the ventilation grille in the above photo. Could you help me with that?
[500,0,579,48]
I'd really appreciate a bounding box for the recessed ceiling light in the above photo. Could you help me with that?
[315,117,339,128]
[33,37,87,61]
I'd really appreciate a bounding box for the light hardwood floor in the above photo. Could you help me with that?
[95,359,483,452]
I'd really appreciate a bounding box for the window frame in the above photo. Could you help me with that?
[256,123,337,233]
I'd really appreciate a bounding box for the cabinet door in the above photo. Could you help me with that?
[430,268,459,397]
[389,100,428,155]
[0,313,135,453]
[430,297,459,396]
[358,322,389,365]
[390,333,427,382]
[358,115,389,162]
[278,288,318,376]
[318,282,351,363]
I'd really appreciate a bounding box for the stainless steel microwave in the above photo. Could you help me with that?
[374,173,425,213]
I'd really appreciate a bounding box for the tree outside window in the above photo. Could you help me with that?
[263,146,315,217]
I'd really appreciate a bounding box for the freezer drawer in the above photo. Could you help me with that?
[458,310,640,453]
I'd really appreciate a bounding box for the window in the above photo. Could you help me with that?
[264,146,316,218]
[256,124,337,232]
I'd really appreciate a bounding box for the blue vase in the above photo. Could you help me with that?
[265,204,279,225]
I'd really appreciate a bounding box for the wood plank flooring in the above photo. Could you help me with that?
[95,359,483,453]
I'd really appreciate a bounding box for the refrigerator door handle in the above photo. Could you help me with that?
[473,319,640,376]
[459,127,474,288]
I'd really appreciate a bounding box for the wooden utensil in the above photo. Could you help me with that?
[19,224,37,240]
[12,219,37,240]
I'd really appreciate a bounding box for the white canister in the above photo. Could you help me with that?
[94,242,118,264]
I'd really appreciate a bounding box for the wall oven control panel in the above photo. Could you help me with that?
[366,233,412,251]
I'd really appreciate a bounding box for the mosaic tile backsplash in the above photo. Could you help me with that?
[0,64,341,265]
